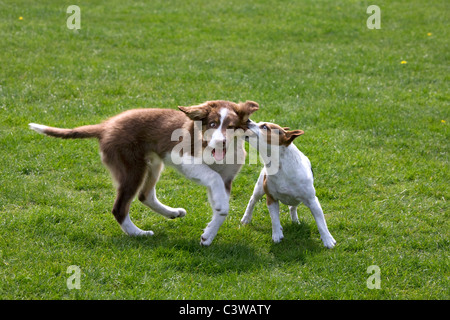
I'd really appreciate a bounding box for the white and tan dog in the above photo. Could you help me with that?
[241,121,336,248]
[29,100,259,246]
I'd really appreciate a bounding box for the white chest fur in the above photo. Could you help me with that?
[242,142,336,248]
[265,144,315,206]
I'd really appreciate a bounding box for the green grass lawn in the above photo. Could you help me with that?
[0,0,448,299]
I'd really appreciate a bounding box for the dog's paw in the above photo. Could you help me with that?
[240,215,252,225]
[272,231,284,243]
[200,234,213,246]
[175,208,187,218]
[120,216,154,237]
[174,208,186,218]
[291,218,300,224]
[167,208,186,219]
[128,229,154,237]
[139,230,155,236]
[322,234,336,249]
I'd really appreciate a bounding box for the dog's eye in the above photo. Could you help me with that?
[209,122,217,128]
[261,124,268,130]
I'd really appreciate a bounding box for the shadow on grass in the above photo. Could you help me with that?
[100,219,323,274]
[31,214,323,276]
[268,221,323,263]
[105,232,269,275]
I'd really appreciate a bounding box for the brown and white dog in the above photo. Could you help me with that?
[241,121,336,248]
[29,100,259,246]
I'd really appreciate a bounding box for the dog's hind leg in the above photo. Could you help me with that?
[112,171,154,236]
[103,149,153,236]
[241,170,265,225]
[289,206,299,224]
[138,154,186,219]
[303,196,336,248]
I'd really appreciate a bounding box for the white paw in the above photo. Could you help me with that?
[200,233,213,246]
[241,214,252,225]
[272,231,284,243]
[322,234,336,249]
[127,229,154,237]
[291,217,300,224]
[167,208,186,219]
[138,230,154,236]
[120,215,154,237]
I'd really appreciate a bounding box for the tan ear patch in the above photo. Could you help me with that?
[178,103,212,120]
[282,130,304,146]
[234,100,259,122]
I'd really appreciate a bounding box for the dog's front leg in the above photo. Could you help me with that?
[171,158,229,246]
[268,200,284,243]
[201,180,230,246]
[241,170,265,225]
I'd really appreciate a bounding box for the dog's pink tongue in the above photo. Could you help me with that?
[213,148,225,161]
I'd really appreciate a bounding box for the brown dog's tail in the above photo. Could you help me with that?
[28,123,103,139]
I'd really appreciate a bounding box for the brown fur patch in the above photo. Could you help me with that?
[224,180,233,194]
[34,100,260,227]
[263,174,275,205]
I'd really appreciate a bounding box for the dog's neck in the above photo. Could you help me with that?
[259,143,298,173]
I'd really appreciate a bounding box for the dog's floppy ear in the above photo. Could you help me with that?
[235,100,259,121]
[283,127,290,131]
[284,130,304,145]
[178,102,212,120]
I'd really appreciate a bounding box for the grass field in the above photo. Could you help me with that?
[0,0,448,299]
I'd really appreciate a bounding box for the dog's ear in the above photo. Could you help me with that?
[234,101,259,122]
[283,127,290,131]
[178,102,212,120]
[284,130,304,145]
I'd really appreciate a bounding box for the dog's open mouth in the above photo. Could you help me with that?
[212,147,226,161]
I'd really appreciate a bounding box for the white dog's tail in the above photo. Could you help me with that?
[29,123,103,139]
